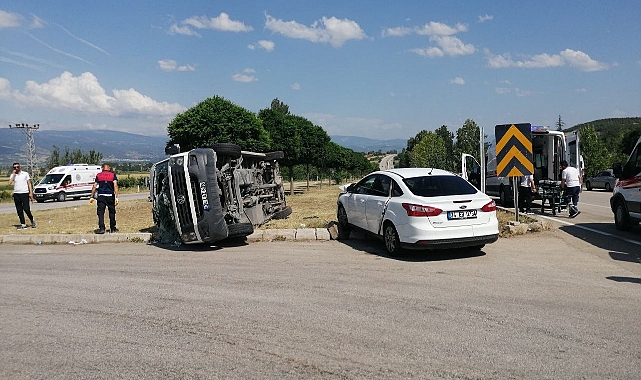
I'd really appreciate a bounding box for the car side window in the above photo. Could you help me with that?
[391,180,403,197]
[371,175,391,196]
[354,175,377,195]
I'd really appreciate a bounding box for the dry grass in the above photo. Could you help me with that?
[1,185,543,237]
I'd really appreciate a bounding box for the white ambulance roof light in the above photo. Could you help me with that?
[531,125,549,132]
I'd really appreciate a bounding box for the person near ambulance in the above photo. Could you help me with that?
[561,160,582,218]
[8,162,36,229]
[90,163,119,234]
[518,174,536,215]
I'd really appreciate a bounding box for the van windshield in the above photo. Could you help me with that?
[39,174,64,185]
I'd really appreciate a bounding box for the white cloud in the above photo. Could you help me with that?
[290,82,301,90]
[430,35,475,56]
[0,10,22,28]
[478,14,494,23]
[450,77,465,85]
[574,88,587,93]
[29,14,45,29]
[248,40,275,52]
[416,22,468,36]
[382,21,467,37]
[484,48,609,71]
[157,59,195,72]
[2,72,185,118]
[183,13,252,32]
[264,14,367,48]
[409,47,444,57]
[232,69,257,82]
[168,24,201,37]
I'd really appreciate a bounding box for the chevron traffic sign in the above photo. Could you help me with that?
[495,123,533,177]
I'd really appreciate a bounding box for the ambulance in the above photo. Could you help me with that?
[33,164,101,202]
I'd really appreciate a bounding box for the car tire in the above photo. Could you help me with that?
[227,222,254,237]
[265,151,284,160]
[614,201,631,231]
[57,192,66,202]
[336,205,351,240]
[586,181,592,191]
[273,206,292,220]
[383,222,402,256]
[499,186,511,206]
[605,182,611,192]
[212,143,242,159]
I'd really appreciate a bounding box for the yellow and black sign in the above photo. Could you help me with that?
[495,123,533,177]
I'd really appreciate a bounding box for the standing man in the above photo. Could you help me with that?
[560,160,582,218]
[518,174,536,215]
[8,162,36,229]
[90,163,119,234]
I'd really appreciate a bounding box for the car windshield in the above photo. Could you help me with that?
[403,175,478,197]
[39,174,64,185]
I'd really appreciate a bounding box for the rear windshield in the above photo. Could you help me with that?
[403,175,478,197]
[39,174,64,185]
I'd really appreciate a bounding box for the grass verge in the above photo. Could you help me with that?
[0,185,545,237]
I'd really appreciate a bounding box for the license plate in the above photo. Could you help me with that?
[447,210,477,220]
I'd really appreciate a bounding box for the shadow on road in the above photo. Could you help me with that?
[558,223,641,266]
[336,231,486,262]
[606,276,641,285]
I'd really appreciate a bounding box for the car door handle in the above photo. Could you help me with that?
[377,202,383,206]
[360,199,365,203]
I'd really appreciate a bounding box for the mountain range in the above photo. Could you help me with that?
[0,129,407,167]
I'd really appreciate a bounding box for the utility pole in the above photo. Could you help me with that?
[9,123,40,180]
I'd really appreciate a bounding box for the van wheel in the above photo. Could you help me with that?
[212,143,241,159]
[586,181,592,191]
[499,186,511,206]
[272,206,292,220]
[614,202,631,231]
[605,182,612,192]
[57,192,66,202]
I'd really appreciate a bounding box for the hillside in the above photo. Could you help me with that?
[330,135,406,153]
[0,129,169,166]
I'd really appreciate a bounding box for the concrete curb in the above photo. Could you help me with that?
[0,228,332,245]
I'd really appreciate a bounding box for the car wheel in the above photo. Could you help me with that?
[383,222,402,256]
[336,205,351,240]
[586,181,592,191]
[57,192,66,202]
[212,143,242,159]
[605,182,611,192]
[227,222,254,238]
[272,206,292,220]
[265,151,284,160]
[614,202,631,231]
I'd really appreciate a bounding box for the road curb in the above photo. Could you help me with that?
[0,228,333,245]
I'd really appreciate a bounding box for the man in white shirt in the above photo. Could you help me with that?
[560,160,582,218]
[8,162,36,229]
[518,174,536,214]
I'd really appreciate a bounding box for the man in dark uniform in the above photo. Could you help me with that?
[90,163,119,234]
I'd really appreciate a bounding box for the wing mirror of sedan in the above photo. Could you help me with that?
[612,162,622,178]
[339,183,355,193]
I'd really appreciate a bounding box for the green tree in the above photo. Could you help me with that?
[270,98,290,115]
[46,146,103,169]
[167,96,271,152]
[455,119,481,158]
[399,129,431,168]
[435,125,456,172]
[410,132,447,168]
[580,125,610,178]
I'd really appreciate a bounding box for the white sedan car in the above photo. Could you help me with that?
[336,168,499,255]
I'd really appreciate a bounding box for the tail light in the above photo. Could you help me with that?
[481,200,496,212]
[402,203,442,217]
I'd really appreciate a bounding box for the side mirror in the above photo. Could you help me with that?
[612,163,622,178]
[165,144,180,155]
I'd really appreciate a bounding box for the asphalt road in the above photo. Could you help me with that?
[0,192,150,215]
[1,234,640,379]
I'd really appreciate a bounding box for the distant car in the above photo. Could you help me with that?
[336,168,499,255]
[586,169,617,191]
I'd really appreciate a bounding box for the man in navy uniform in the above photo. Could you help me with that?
[90,163,119,234]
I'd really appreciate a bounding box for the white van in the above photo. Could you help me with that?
[34,164,101,202]
[611,136,641,230]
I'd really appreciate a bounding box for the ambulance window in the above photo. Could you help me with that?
[62,175,71,186]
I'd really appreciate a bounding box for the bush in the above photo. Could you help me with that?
[0,191,11,201]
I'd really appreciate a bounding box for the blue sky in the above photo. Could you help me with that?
[1,1,639,141]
